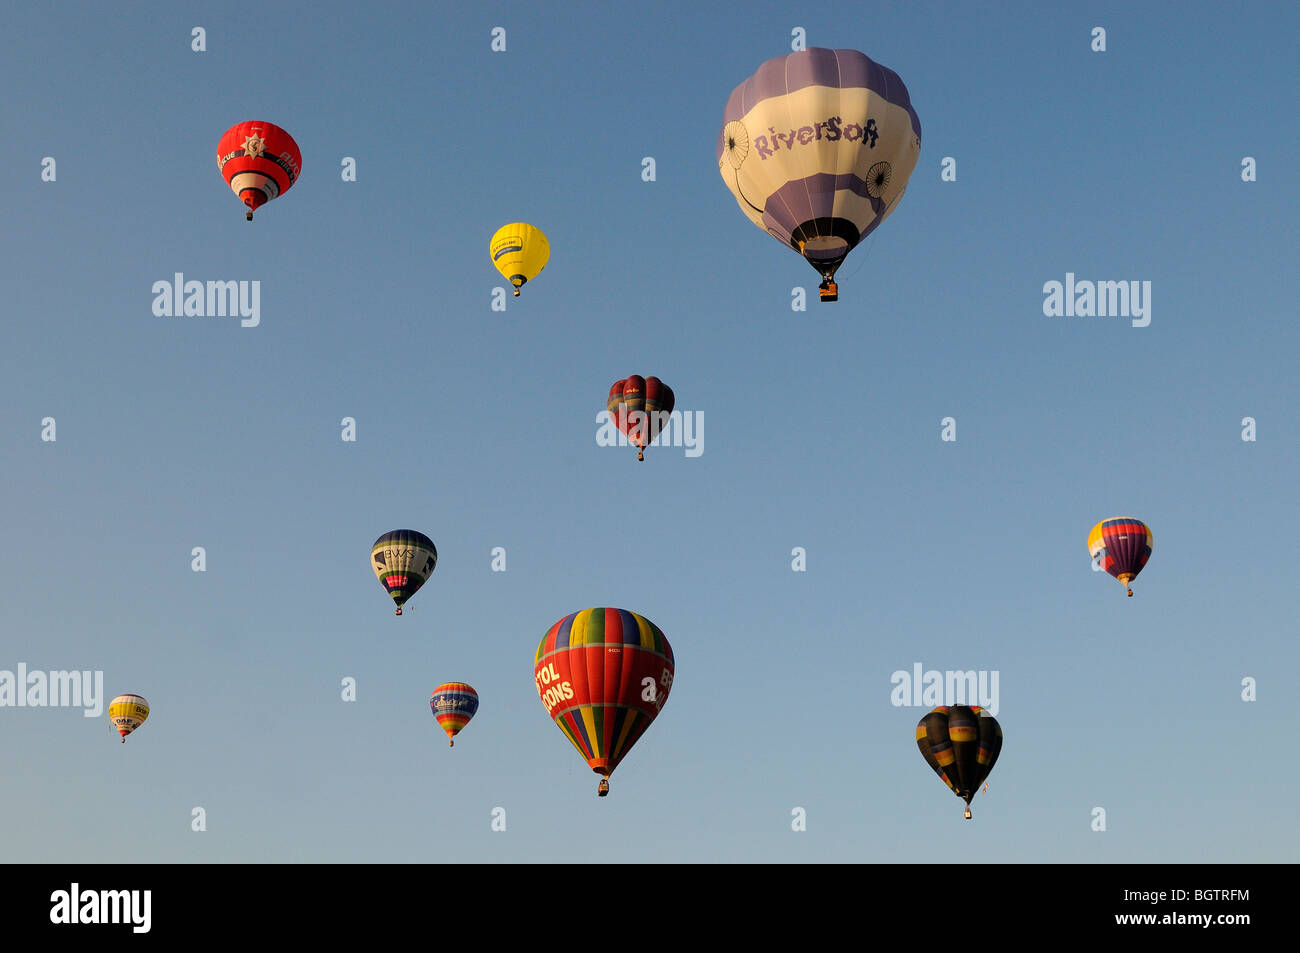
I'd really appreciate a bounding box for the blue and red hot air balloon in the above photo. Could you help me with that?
[430,683,478,747]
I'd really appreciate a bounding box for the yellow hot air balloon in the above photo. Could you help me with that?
[490,223,549,296]
[109,694,149,743]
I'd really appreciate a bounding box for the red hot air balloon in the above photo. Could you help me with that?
[216,121,302,221]
[534,608,674,796]
[607,376,675,461]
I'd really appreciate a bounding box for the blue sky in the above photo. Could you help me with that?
[1,1,1296,862]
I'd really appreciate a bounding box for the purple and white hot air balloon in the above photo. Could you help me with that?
[718,48,921,302]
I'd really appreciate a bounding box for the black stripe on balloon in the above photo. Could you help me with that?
[789,217,861,250]
[608,706,630,761]
[224,165,289,194]
[731,168,766,216]
[947,706,980,801]
[975,713,1002,789]
[789,217,860,278]
[264,152,298,184]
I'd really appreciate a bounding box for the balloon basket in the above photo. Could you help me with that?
[819,281,838,302]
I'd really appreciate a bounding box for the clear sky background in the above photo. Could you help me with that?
[1,1,1296,863]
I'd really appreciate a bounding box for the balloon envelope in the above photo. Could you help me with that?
[1088,517,1153,593]
[216,121,302,218]
[534,608,673,782]
[490,223,550,295]
[430,683,479,746]
[717,48,920,284]
[607,376,675,455]
[915,705,1001,807]
[370,530,437,614]
[109,693,150,742]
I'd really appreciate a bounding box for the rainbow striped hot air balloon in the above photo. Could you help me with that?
[534,608,674,797]
[430,683,479,747]
[915,705,1002,819]
[1088,517,1153,597]
[108,694,150,743]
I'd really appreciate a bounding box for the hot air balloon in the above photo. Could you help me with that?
[718,48,920,301]
[370,530,437,616]
[1088,517,1153,597]
[607,376,675,461]
[216,121,302,221]
[490,223,549,296]
[430,683,479,747]
[916,705,1001,819]
[109,694,150,743]
[534,608,674,797]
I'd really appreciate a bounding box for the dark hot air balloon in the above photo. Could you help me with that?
[916,705,1001,819]
[370,530,437,616]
